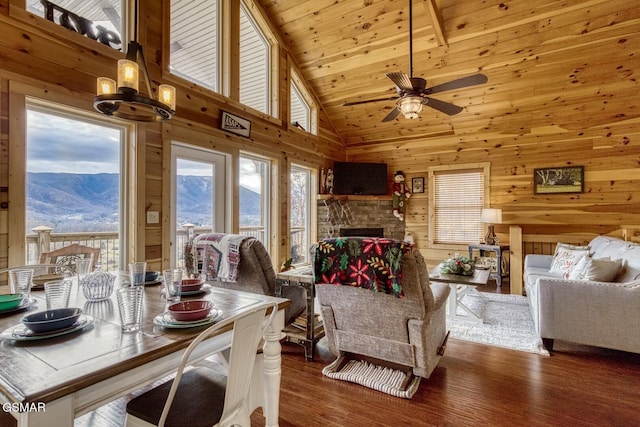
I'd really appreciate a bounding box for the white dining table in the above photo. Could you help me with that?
[0,281,289,427]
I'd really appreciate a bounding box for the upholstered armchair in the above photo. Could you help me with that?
[314,237,450,379]
[185,233,305,325]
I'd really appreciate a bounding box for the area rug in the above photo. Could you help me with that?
[322,354,421,399]
[449,293,550,356]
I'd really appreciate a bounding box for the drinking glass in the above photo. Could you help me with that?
[44,279,72,310]
[129,262,147,287]
[76,258,92,280]
[9,268,34,302]
[116,286,144,332]
[163,269,183,306]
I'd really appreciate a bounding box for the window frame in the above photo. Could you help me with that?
[289,68,317,135]
[289,163,317,266]
[9,94,133,270]
[239,152,273,252]
[427,163,491,250]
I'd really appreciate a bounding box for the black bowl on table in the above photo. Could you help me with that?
[22,307,82,333]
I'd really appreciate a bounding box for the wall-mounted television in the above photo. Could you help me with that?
[332,162,388,195]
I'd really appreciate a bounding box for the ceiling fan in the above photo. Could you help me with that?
[342,0,488,122]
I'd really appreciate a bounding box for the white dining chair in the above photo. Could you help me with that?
[125,301,278,427]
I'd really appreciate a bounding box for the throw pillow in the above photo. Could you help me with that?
[567,255,591,280]
[567,255,622,282]
[549,243,590,279]
[583,257,623,282]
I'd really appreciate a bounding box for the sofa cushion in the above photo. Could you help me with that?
[549,243,590,279]
[568,255,622,282]
[524,267,561,288]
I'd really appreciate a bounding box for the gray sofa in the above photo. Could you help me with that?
[524,235,640,353]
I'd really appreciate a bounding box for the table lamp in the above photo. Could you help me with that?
[480,208,502,245]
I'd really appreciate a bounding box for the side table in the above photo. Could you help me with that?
[468,243,510,287]
[275,266,324,361]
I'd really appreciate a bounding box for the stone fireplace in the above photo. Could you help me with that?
[317,197,405,240]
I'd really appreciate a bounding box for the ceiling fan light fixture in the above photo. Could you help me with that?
[398,96,423,119]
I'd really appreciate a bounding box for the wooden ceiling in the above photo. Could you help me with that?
[260,0,640,147]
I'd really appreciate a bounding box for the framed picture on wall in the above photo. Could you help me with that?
[533,166,584,194]
[411,177,424,193]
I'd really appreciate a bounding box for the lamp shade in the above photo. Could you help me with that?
[480,208,502,224]
[117,59,139,92]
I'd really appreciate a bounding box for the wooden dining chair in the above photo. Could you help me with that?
[39,243,101,273]
[125,301,278,427]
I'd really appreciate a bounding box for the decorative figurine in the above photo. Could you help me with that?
[392,170,411,221]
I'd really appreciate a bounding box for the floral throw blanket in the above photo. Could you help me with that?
[312,237,412,298]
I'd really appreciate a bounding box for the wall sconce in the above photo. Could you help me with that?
[480,208,502,245]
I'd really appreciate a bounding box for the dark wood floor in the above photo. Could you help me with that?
[65,282,640,426]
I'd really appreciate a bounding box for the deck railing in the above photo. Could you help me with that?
[27,224,303,271]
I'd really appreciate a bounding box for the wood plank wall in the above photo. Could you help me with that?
[0,0,344,272]
[347,122,640,270]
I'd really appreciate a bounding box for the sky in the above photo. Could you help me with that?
[27,110,120,174]
[27,109,263,193]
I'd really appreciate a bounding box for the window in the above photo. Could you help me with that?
[290,69,316,134]
[171,144,228,268]
[290,164,316,265]
[27,0,124,49]
[428,164,490,246]
[25,102,127,271]
[239,155,272,250]
[239,0,276,115]
[170,0,219,91]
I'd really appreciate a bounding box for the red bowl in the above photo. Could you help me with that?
[181,278,204,293]
[168,300,213,321]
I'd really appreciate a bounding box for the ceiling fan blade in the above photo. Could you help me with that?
[386,72,413,92]
[342,96,399,107]
[423,97,464,115]
[381,107,400,122]
[426,74,488,94]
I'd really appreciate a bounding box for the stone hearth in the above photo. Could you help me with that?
[317,198,405,240]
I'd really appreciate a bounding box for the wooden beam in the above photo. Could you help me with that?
[423,0,447,47]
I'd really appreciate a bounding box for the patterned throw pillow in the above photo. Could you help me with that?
[549,243,590,279]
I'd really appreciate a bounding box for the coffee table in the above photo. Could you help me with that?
[429,266,490,323]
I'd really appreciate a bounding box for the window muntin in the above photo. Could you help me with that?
[239,1,271,114]
[429,165,489,246]
[170,0,219,91]
[26,104,126,271]
[290,164,315,265]
[239,155,271,250]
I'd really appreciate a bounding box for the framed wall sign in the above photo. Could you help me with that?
[220,111,251,138]
[533,166,584,194]
[411,177,424,193]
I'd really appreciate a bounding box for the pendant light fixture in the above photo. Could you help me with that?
[94,0,175,121]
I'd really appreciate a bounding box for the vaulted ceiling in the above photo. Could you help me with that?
[261,0,640,147]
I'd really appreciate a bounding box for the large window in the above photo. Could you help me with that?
[239,155,272,250]
[26,103,127,271]
[239,0,275,115]
[290,164,316,265]
[171,144,228,268]
[428,164,490,246]
[170,0,219,91]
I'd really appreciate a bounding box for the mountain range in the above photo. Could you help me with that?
[26,173,261,232]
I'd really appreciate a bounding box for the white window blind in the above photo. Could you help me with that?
[290,81,310,131]
[239,2,270,114]
[433,169,485,244]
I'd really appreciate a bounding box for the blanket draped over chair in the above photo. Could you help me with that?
[185,233,248,281]
[312,237,411,298]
